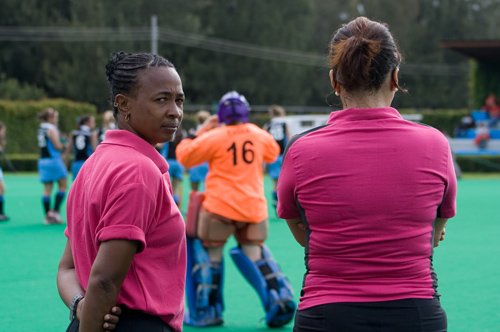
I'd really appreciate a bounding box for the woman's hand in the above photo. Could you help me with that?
[196,115,219,136]
[433,218,448,248]
[76,299,122,331]
[434,228,446,247]
[103,306,122,332]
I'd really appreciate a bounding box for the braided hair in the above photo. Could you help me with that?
[105,52,175,117]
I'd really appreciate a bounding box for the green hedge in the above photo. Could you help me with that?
[0,98,97,154]
[248,108,470,135]
[399,108,470,135]
[455,156,500,173]
[0,154,38,173]
[0,100,492,172]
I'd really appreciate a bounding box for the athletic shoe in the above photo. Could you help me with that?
[52,211,63,224]
[0,214,9,222]
[43,216,52,225]
[44,210,57,225]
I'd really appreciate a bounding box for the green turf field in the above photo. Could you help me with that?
[0,173,499,332]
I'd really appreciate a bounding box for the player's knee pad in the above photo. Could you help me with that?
[184,237,224,327]
[229,245,296,327]
[185,191,205,238]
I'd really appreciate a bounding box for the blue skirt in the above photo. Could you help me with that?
[38,158,68,183]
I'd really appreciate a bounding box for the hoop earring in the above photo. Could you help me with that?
[325,91,335,107]
[114,102,118,108]
[124,113,130,122]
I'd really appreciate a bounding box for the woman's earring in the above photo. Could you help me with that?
[124,113,130,122]
[114,102,118,108]
[335,91,339,96]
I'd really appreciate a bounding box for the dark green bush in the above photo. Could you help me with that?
[0,154,38,173]
[0,98,97,154]
[455,156,500,173]
[1,102,496,173]
[399,108,470,136]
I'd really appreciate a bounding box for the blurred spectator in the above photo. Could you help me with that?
[157,128,187,207]
[474,121,490,149]
[453,115,475,138]
[481,93,500,128]
[97,110,116,144]
[262,105,290,208]
[187,110,211,192]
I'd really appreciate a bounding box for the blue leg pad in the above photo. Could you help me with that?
[184,237,224,327]
[230,245,297,327]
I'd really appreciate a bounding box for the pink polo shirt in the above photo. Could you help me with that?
[65,130,186,331]
[277,107,457,310]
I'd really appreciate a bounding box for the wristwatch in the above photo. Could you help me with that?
[69,294,84,321]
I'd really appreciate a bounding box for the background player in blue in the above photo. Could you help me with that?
[0,122,9,222]
[37,108,68,224]
[263,105,290,208]
[65,115,98,180]
[157,127,186,207]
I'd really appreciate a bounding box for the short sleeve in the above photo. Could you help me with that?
[95,183,157,252]
[277,149,301,219]
[437,145,457,219]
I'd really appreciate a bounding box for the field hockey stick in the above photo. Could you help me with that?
[0,148,17,173]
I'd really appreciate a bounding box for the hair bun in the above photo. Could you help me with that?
[105,52,130,81]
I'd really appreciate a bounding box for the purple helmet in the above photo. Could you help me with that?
[217,91,250,125]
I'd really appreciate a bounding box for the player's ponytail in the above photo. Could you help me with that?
[328,16,405,93]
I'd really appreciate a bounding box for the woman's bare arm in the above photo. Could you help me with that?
[285,218,306,247]
[79,239,138,332]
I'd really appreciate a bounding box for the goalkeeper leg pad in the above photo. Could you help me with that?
[184,237,224,327]
[229,245,296,327]
[185,191,205,238]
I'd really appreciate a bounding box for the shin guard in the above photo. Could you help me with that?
[184,237,224,327]
[230,245,296,327]
[185,191,205,238]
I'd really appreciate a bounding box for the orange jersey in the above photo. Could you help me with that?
[176,123,280,222]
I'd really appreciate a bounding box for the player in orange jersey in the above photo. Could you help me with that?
[176,91,296,328]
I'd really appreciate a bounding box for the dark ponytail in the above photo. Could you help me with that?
[328,17,405,93]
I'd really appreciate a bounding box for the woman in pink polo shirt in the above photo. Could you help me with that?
[57,52,186,332]
[278,17,457,332]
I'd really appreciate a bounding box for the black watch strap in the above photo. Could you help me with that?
[69,294,84,321]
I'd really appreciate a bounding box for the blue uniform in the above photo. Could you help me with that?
[37,123,68,183]
[188,162,209,183]
[267,119,288,180]
[70,125,93,179]
[160,138,184,180]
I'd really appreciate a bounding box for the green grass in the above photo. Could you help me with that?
[0,173,499,331]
